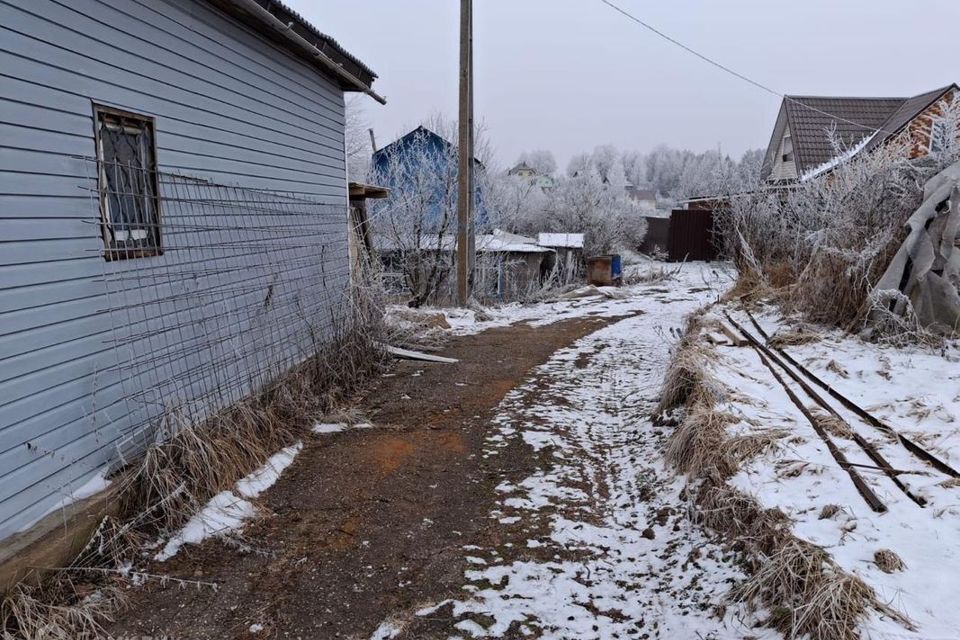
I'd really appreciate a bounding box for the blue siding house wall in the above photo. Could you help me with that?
[372,126,488,229]
[0,0,379,541]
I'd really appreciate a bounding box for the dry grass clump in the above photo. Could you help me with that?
[721,429,789,471]
[940,478,960,489]
[0,580,122,640]
[693,479,789,552]
[808,408,855,439]
[625,263,683,285]
[654,314,719,415]
[873,549,906,573]
[819,504,842,520]
[769,325,822,347]
[667,407,735,476]
[735,538,877,640]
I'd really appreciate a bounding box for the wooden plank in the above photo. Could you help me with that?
[383,345,458,364]
[719,321,748,346]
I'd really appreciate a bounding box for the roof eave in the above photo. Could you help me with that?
[207,0,385,104]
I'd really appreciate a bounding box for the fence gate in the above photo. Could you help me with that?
[667,209,718,262]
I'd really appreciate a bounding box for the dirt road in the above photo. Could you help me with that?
[109,267,765,639]
[108,315,623,640]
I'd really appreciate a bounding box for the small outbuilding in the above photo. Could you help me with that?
[537,233,585,281]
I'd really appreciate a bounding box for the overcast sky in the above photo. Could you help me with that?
[289,0,959,169]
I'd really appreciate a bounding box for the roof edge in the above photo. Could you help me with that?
[207,0,384,103]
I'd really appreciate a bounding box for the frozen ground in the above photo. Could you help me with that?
[390,260,733,338]
[387,263,782,639]
[707,306,960,639]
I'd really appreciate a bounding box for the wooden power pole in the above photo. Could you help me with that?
[456,0,474,307]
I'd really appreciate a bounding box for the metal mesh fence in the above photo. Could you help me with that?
[83,160,354,460]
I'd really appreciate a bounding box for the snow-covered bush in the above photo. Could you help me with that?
[719,109,960,329]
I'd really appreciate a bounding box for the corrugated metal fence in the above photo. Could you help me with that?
[667,209,719,262]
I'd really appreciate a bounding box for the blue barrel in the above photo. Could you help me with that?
[611,254,622,280]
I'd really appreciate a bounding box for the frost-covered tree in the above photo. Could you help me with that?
[369,116,460,306]
[345,95,373,182]
[591,145,621,184]
[540,169,647,255]
[566,152,593,178]
[621,150,647,188]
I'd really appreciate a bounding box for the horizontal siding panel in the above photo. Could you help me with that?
[0,237,101,265]
[0,455,111,538]
[9,0,344,135]
[0,276,103,313]
[0,77,346,176]
[123,0,344,111]
[0,195,96,221]
[0,257,102,290]
[0,36,345,162]
[0,54,346,174]
[0,346,115,408]
[0,0,354,541]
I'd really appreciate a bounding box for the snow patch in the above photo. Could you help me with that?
[155,442,302,561]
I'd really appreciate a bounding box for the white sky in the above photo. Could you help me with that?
[287,0,960,168]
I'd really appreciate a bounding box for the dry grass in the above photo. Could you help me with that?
[735,538,877,640]
[721,429,789,470]
[660,306,907,639]
[667,406,735,475]
[818,504,842,520]
[2,285,389,639]
[769,326,822,347]
[940,478,960,489]
[873,549,906,573]
[809,408,855,439]
[1,578,124,640]
[654,314,718,415]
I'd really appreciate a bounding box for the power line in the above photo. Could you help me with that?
[597,0,900,138]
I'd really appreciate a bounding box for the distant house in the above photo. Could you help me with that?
[625,185,658,211]
[761,84,958,183]
[508,161,556,191]
[372,126,486,227]
[0,0,379,569]
[508,161,537,178]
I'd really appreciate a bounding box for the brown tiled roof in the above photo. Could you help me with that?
[865,84,958,152]
[784,96,905,174]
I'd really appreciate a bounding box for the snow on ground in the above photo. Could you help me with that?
[155,442,303,561]
[391,260,733,337]
[406,264,780,639]
[707,306,960,639]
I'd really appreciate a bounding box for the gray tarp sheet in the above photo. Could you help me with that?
[871,162,960,332]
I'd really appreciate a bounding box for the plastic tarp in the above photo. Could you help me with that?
[871,161,960,332]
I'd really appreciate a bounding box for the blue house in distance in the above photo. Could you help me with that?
[371,126,487,230]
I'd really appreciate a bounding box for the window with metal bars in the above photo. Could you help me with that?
[94,105,162,260]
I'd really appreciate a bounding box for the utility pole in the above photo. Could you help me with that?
[368,128,377,153]
[456,0,474,307]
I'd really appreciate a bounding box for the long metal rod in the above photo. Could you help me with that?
[456,0,474,307]
[744,311,960,479]
[749,344,888,513]
[727,314,926,508]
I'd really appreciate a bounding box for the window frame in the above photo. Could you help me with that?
[92,103,163,261]
[781,133,794,163]
[929,119,949,154]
